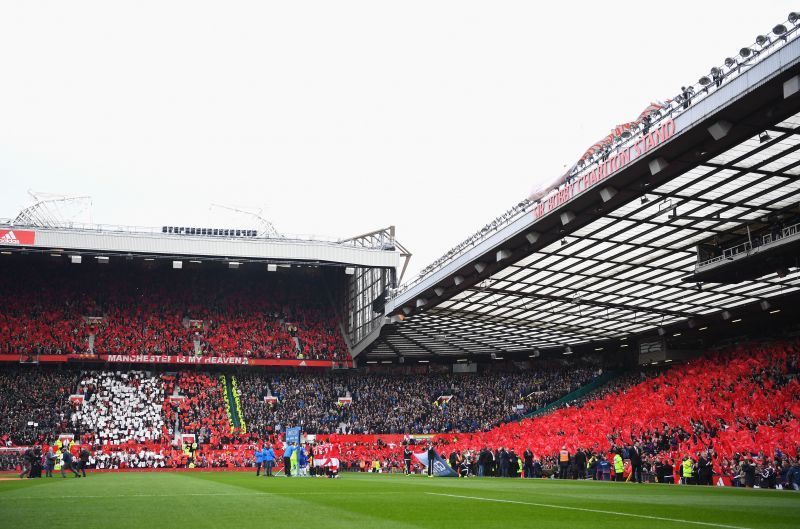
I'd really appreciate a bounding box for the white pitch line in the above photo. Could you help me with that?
[424,492,754,529]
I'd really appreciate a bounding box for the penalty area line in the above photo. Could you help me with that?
[424,492,753,529]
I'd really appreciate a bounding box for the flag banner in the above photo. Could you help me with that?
[286,427,301,445]
[434,395,452,406]
[413,449,458,477]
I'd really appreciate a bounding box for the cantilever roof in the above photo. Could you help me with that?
[364,47,800,360]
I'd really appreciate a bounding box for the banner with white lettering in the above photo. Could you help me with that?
[0,354,353,368]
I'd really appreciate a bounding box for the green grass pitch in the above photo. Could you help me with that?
[1,472,799,529]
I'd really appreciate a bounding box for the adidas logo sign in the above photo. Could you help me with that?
[0,231,20,245]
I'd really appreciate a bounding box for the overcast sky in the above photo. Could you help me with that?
[0,1,795,279]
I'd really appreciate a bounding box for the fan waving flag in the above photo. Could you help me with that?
[413,449,458,477]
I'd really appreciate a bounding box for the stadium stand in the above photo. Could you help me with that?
[0,367,79,445]
[0,262,349,361]
[165,372,238,447]
[73,371,165,444]
[435,341,800,482]
[1,341,799,487]
[236,361,601,435]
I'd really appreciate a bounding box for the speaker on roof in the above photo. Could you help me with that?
[707,120,732,141]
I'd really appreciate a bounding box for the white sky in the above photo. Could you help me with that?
[0,1,795,279]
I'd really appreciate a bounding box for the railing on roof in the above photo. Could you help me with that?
[392,15,800,299]
[696,220,800,268]
[0,220,394,251]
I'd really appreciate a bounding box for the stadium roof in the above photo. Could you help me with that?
[361,22,800,360]
[0,221,403,270]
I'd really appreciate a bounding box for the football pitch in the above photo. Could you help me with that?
[1,472,799,529]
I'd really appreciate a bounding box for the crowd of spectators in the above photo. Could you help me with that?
[0,271,92,355]
[72,371,165,444]
[0,367,79,445]
[238,361,601,435]
[163,372,239,447]
[0,262,349,361]
[1,341,799,488]
[435,341,800,485]
[84,447,253,469]
[238,373,345,435]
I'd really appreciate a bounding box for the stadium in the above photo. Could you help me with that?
[2,6,800,529]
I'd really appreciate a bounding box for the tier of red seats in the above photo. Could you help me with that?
[0,262,348,361]
[444,342,800,465]
[163,372,237,447]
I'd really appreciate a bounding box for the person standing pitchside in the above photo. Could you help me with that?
[255,444,264,476]
[284,443,295,477]
[427,444,436,477]
[264,443,275,476]
[79,447,90,477]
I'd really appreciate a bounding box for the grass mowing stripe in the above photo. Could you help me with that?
[424,492,755,529]
[2,491,398,500]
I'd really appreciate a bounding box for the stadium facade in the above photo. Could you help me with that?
[0,219,405,367]
[3,19,800,369]
[360,21,800,364]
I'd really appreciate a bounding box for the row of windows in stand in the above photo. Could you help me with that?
[162,226,258,237]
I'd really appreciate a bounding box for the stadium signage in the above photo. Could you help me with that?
[533,118,676,219]
[0,229,35,246]
[98,354,351,368]
[0,353,352,368]
[105,354,252,365]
